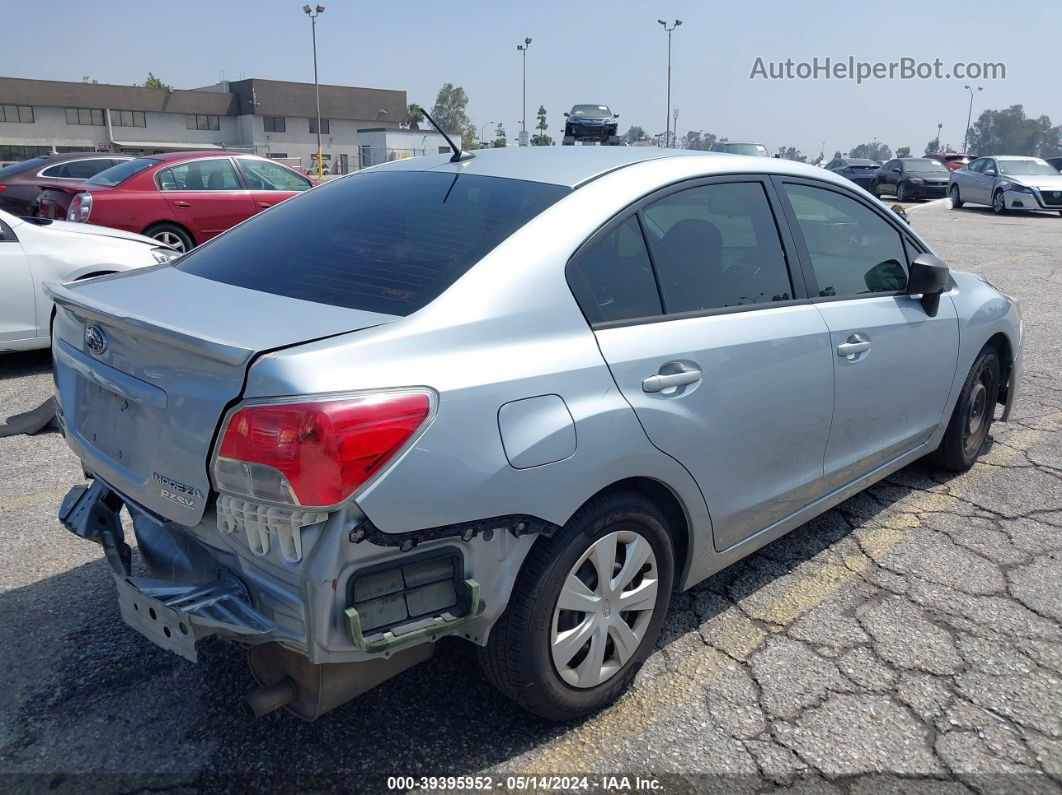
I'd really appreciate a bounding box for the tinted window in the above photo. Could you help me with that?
[783,183,907,297]
[264,116,286,133]
[42,159,114,179]
[641,182,792,312]
[723,143,769,156]
[570,216,661,324]
[998,159,1058,176]
[237,158,312,191]
[968,159,985,173]
[158,159,241,191]
[86,158,159,186]
[0,157,48,178]
[177,172,570,315]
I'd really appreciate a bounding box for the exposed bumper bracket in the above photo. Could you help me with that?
[344,579,481,652]
[348,513,558,552]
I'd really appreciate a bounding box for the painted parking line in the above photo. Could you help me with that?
[517,415,1057,771]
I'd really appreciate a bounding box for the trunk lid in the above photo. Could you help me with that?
[48,266,397,525]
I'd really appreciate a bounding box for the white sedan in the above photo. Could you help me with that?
[0,208,177,352]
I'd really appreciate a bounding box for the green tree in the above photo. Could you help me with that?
[531,105,553,146]
[849,141,892,161]
[430,83,476,149]
[143,72,168,90]
[623,125,648,144]
[406,103,424,130]
[777,146,806,162]
[492,122,507,148]
[681,131,718,151]
[967,105,1061,157]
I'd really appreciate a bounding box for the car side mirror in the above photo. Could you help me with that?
[985,168,997,176]
[614,113,619,118]
[563,112,570,117]
[891,204,909,224]
[907,253,949,317]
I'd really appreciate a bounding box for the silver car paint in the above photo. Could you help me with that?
[0,208,162,351]
[950,156,1062,210]
[51,148,1022,669]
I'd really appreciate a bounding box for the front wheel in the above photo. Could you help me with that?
[950,184,964,209]
[930,345,1001,472]
[896,181,908,202]
[992,190,1007,214]
[479,491,674,721]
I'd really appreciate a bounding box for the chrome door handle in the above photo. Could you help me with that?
[174,201,191,208]
[837,334,871,358]
[642,368,702,393]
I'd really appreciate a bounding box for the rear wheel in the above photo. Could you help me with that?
[479,491,674,721]
[930,345,1001,472]
[950,184,964,209]
[992,190,1007,214]
[896,181,908,202]
[144,223,193,253]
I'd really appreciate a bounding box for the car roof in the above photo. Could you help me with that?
[364,146,856,189]
[993,155,1046,161]
[141,151,255,162]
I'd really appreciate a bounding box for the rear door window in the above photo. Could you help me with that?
[641,182,793,312]
[176,171,570,315]
[568,216,662,324]
[236,158,313,191]
[159,159,242,191]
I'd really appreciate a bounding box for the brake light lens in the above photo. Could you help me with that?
[214,391,432,508]
[67,192,92,222]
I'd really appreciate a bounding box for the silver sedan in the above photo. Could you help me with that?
[49,147,1021,722]
[949,155,1062,215]
[0,208,177,352]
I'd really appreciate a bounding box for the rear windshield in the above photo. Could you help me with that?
[723,144,769,156]
[904,159,948,172]
[86,158,158,186]
[0,157,48,178]
[176,171,570,315]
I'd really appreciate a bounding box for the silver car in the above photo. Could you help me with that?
[50,147,1022,722]
[0,208,177,352]
[949,155,1062,215]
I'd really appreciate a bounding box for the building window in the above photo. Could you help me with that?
[309,117,330,135]
[264,116,286,133]
[0,144,50,161]
[65,107,105,126]
[1,105,34,123]
[111,109,146,128]
[185,114,221,131]
[268,153,288,159]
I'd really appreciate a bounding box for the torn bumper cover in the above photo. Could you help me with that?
[59,480,274,662]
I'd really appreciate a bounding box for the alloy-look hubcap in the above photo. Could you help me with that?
[550,530,659,689]
[153,231,186,252]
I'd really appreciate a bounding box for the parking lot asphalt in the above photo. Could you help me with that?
[1,201,1060,792]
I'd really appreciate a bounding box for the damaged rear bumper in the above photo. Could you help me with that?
[60,480,276,661]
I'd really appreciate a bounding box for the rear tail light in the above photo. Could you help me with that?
[67,192,92,222]
[0,185,6,192]
[213,390,433,508]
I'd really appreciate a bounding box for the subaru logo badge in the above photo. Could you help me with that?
[85,325,107,356]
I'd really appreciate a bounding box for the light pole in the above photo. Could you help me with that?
[935,122,942,152]
[303,4,326,178]
[480,121,494,146]
[962,85,982,154]
[516,38,532,145]
[658,19,681,147]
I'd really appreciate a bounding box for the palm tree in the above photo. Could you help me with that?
[407,104,424,130]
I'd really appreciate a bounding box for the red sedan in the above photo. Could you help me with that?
[41,151,314,252]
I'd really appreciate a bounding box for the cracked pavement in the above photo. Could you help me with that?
[0,201,1059,791]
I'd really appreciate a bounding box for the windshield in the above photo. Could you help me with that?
[0,157,48,178]
[904,159,948,173]
[177,171,571,316]
[571,105,610,116]
[86,158,158,186]
[998,159,1059,176]
[723,143,769,156]
[845,161,878,168]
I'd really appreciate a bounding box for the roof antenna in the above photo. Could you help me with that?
[418,106,474,163]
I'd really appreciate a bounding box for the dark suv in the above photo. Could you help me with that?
[562,105,620,146]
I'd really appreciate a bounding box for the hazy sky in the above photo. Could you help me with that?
[4,0,1057,157]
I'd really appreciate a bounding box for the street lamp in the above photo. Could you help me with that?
[516,37,532,145]
[657,19,682,148]
[303,4,326,178]
[962,85,982,155]
[936,122,943,152]
[480,121,494,146]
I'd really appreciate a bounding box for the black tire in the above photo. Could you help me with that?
[930,345,1001,472]
[896,181,908,202]
[992,190,1007,214]
[869,180,880,197]
[143,222,194,253]
[479,490,674,721]
[950,184,964,209]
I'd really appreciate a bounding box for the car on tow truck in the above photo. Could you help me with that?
[562,105,621,146]
[52,147,1022,722]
